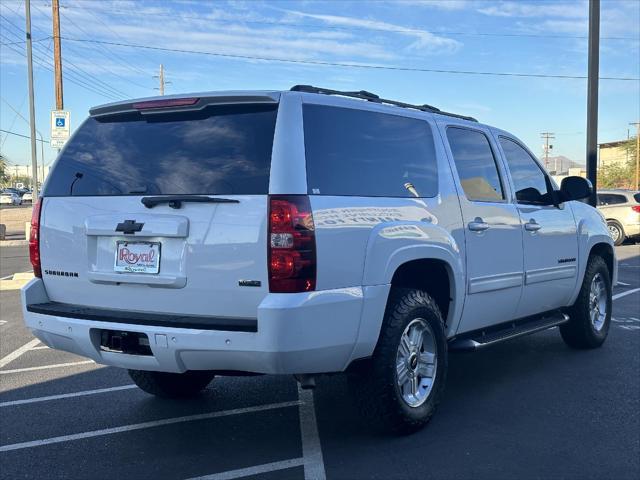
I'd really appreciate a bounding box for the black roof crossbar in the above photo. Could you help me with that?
[291,85,477,122]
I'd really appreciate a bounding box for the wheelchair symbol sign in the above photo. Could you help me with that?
[51,110,70,146]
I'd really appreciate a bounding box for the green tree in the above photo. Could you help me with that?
[0,154,9,185]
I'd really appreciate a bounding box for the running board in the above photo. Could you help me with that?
[448,311,570,351]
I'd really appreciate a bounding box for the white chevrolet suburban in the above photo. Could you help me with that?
[22,86,616,433]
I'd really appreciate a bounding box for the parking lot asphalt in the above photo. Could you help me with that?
[0,244,638,480]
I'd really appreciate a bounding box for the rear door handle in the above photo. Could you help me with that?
[524,220,541,232]
[468,218,490,232]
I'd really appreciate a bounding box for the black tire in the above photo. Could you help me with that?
[560,255,612,349]
[348,288,447,434]
[607,220,625,246]
[128,369,215,398]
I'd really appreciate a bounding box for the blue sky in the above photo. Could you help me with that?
[1,0,638,171]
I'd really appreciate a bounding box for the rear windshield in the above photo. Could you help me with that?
[44,104,278,196]
[303,104,438,197]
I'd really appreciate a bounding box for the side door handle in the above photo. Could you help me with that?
[468,218,490,232]
[524,219,541,232]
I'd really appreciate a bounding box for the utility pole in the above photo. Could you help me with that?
[585,0,599,207]
[631,122,640,190]
[52,0,64,109]
[541,132,555,171]
[154,64,171,96]
[25,0,39,199]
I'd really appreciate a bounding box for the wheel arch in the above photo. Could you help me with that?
[589,242,615,284]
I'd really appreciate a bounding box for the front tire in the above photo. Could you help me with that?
[128,370,215,398]
[348,288,447,434]
[607,220,625,246]
[560,255,612,349]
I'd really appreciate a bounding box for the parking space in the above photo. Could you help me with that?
[0,245,638,479]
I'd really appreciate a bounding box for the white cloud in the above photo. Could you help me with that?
[478,1,587,18]
[396,0,471,10]
[280,10,462,54]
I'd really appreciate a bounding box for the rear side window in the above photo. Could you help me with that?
[44,104,278,196]
[598,194,628,205]
[446,127,504,202]
[303,105,438,197]
[634,193,640,203]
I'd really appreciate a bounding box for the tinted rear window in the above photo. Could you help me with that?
[634,193,640,203]
[303,104,438,197]
[44,104,278,196]
[598,194,627,205]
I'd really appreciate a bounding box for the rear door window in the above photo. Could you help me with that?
[446,127,504,202]
[44,104,278,196]
[303,104,438,197]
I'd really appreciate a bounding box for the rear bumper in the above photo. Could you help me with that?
[21,278,389,374]
[623,222,640,237]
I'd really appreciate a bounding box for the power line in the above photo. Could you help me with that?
[0,12,126,99]
[0,30,121,100]
[66,0,153,78]
[61,37,640,81]
[45,4,152,91]
[1,36,121,100]
[0,129,50,143]
[0,36,50,46]
[29,4,132,97]
[58,4,639,41]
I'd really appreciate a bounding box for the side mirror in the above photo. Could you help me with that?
[559,176,592,202]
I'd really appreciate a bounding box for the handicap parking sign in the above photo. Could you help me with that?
[51,110,70,148]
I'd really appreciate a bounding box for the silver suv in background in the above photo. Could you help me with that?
[597,190,640,245]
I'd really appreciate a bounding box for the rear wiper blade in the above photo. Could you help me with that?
[141,195,239,209]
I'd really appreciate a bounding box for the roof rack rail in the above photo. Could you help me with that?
[290,85,477,122]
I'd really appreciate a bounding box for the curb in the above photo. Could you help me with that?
[0,271,34,291]
[0,240,28,247]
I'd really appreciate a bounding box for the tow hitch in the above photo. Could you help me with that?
[99,330,152,356]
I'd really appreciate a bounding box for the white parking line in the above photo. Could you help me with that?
[187,458,305,480]
[0,339,40,369]
[0,385,138,408]
[29,345,50,350]
[0,401,301,453]
[613,288,640,301]
[616,281,631,286]
[297,385,327,480]
[0,360,94,375]
[0,320,7,326]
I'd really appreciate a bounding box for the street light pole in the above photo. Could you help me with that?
[25,0,39,200]
[585,0,599,207]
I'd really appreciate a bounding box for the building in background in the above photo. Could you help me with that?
[598,140,632,170]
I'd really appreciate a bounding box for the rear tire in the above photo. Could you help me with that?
[128,370,215,398]
[348,288,447,434]
[607,220,625,246]
[560,255,612,349]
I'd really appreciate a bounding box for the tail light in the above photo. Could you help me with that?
[268,195,316,293]
[632,205,640,213]
[29,199,42,278]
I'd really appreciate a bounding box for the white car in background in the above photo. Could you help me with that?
[0,192,22,205]
[22,191,33,203]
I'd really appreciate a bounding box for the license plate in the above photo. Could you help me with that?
[114,241,160,274]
